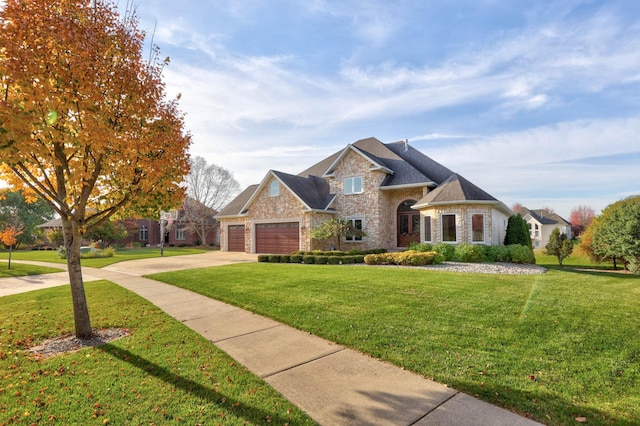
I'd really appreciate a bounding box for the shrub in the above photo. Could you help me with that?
[280,255,290,263]
[364,251,443,266]
[327,256,341,265]
[290,254,303,263]
[341,255,355,264]
[508,244,536,264]
[454,243,485,263]
[407,242,433,252]
[303,255,315,264]
[257,255,269,262]
[484,245,511,262]
[504,214,533,249]
[268,255,281,263]
[314,256,328,264]
[433,243,455,260]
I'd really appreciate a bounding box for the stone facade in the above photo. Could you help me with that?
[216,138,511,254]
[420,204,509,246]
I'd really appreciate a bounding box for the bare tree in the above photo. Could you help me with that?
[183,157,240,245]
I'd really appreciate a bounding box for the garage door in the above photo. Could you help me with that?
[227,225,245,252]
[255,222,299,254]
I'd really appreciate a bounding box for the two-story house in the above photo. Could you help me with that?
[216,137,512,254]
[520,207,572,249]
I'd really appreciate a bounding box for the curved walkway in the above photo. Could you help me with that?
[1,252,542,426]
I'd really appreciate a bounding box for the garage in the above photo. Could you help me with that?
[255,222,300,254]
[227,225,245,252]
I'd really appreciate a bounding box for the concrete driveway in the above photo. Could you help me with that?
[0,251,257,297]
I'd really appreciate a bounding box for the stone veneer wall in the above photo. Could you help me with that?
[324,149,429,251]
[218,218,247,252]
[420,204,502,244]
[245,178,308,252]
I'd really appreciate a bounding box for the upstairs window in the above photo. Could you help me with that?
[344,176,363,195]
[269,180,280,197]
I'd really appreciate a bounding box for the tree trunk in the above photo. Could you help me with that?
[7,245,12,270]
[200,221,207,246]
[61,217,93,338]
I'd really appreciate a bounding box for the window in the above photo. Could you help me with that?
[442,214,457,242]
[176,226,186,241]
[424,216,432,242]
[139,226,148,241]
[472,214,484,242]
[269,180,279,197]
[346,218,363,241]
[344,176,363,194]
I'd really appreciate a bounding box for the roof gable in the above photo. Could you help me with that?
[521,207,570,226]
[413,173,510,214]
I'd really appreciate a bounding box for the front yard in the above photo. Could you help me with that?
[149,260,639,426]
[0,246,209,268]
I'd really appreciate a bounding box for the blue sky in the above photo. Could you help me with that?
[132,0,640,218]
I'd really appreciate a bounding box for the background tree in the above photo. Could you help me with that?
[0,189,55,248]
[84,219,129,247]
[511,203,523,213]
[183,157,240,245]
[569,205,595,238]
[0,226,22,269]
[504,214,532,249]
[590,195,640,272]
[0,0,191,337]
[310,218,366,251]
[545,227,573,267]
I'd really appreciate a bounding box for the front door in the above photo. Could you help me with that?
[397,200,420,247]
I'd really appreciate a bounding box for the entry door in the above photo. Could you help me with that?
[397,200,420,247]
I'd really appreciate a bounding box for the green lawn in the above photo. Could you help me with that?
[0,281,315,425]
[0,262,63,278]
[149,263,640,426]
[0,246,208,268]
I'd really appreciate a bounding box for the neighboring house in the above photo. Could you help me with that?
[520,207,572,249]
[38,198,220,247]
[216,137,512,254]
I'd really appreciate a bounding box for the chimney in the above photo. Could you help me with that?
[404,138,409,152]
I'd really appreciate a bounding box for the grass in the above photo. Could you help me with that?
[0,247,208,268]
[149,262,640,426]
[535,249,621,271]
[0,281,315,425]
[0,262,63,278]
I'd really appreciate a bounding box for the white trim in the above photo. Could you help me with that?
[440,213,458,243]
[344,176,363,195]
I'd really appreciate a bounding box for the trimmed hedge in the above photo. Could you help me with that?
[364,251,444,266]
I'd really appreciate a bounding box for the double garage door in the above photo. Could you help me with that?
[255,222,299,254]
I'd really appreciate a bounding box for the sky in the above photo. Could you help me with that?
[130,0,640,219]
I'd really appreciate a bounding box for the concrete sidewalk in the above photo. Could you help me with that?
[2,252,543,425]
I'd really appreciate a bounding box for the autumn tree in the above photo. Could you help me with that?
[0,189,55,247]
[0,226,22,269]
[0,0,191,337]
[183,157,240,245]
[545,227,573,267]
[569,205,595,238]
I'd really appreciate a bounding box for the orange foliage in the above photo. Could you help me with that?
[0,227,22,247]
[0,0,191,229]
